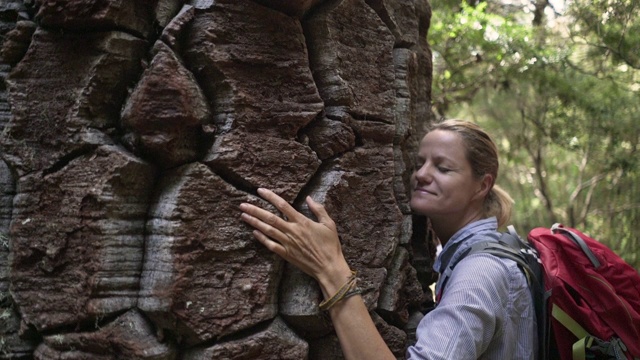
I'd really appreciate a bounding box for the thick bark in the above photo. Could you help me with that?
[0,0,434,357]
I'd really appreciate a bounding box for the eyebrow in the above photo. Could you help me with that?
[417,153,455,163]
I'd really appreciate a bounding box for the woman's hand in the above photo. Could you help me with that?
[239,188,352,291]
[241,189,396,360]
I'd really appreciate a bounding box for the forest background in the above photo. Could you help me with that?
[430,0,640,270]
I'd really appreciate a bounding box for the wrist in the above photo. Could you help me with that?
[318,269,360,311]
[316,260,354,299]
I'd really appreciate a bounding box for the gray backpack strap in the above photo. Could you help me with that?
[442,228,548,360]
[439,238,530,299]
[551,223,601,268]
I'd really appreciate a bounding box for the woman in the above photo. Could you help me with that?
[239,119,536,359]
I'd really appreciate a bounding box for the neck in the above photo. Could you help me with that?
[430,211,484,246]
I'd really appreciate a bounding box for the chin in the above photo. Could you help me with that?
[409,200,429,216]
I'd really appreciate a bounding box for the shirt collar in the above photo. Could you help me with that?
[433,217,499,274]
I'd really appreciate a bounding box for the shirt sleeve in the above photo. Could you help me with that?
[406,254,512,360]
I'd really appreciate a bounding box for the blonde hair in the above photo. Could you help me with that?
[429,119,514,227]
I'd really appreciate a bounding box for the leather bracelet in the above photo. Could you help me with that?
[319,270,360,311]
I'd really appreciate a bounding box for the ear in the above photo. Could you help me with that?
[475,174,494,200]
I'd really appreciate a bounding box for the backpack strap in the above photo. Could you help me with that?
[551,223,601,268]
[439,230,541,297]
[552,303,629,360]
[437,239,518,299]
[436,229,549,360]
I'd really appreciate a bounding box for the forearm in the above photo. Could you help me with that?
[327,295,397,360]
[317,265,396,360]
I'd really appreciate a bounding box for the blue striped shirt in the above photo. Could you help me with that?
[406,217,537,359]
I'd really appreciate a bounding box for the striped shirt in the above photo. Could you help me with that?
[406,217,537,360]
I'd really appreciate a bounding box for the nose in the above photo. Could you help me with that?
[413,162,433,184]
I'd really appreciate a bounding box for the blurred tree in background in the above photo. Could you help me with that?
[429,0,640,270]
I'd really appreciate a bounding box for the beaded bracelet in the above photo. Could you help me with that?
[319,270,362,311]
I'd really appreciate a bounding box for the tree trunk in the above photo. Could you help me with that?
[0,0,435,358]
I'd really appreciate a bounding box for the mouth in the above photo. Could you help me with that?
[413,187,436,196]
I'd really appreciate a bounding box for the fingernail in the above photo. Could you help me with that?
[238,203,247,210]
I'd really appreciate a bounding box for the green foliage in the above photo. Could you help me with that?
[569,0,640,68]
[429,1,539,116]
[430,0,640,269]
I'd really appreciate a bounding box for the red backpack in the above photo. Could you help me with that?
[445,223,640,360]
[528,224,640,360]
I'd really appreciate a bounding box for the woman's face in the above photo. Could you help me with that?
[410,130,488,218]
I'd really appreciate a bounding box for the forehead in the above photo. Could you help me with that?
[418,130,466,157]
